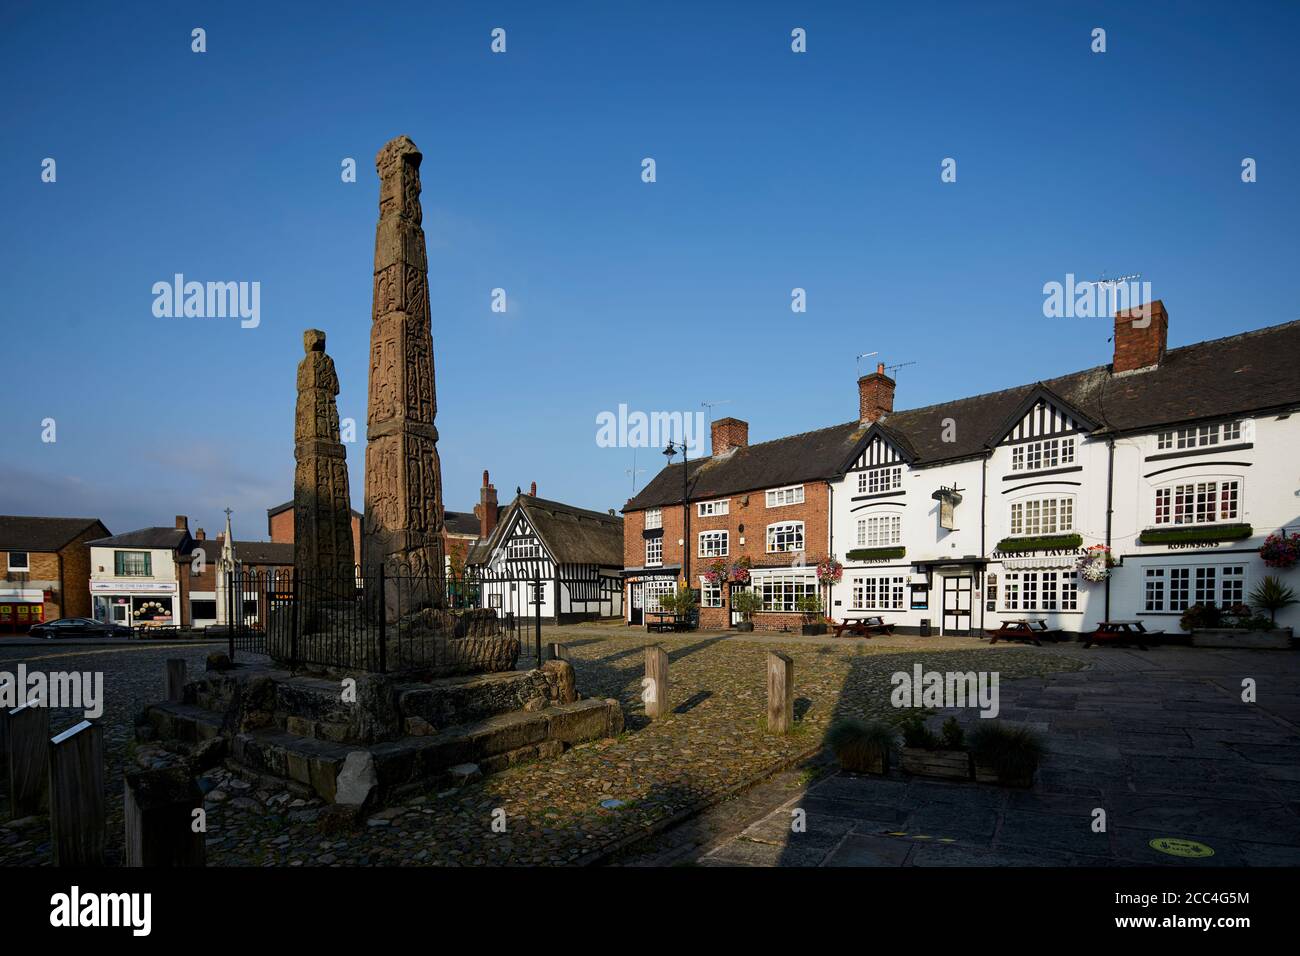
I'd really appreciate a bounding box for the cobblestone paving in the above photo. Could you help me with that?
[0,631,1079,866]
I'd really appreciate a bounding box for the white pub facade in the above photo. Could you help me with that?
[827,302,1300,636]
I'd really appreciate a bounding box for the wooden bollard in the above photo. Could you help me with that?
[767,651,794,734]
[644,645,669,718]
[165,659,187,702]
[124,766,207,867]
[49,720,105,865]
[548,642,567,662]
[7,699,50,817]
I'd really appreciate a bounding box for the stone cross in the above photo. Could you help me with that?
[294,328,356,584]
[363,135,446,600]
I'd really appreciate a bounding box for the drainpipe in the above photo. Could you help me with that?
[1105,437,1115,621]
[980,454,987,635]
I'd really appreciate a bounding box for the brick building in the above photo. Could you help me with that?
[0,516,109,632]
[623,416,842,631]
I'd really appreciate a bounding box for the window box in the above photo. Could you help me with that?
[846,546,906,562]
[1138,524,1253,546]
[994,533,1082,553]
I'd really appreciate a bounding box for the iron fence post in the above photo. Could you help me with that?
[226,567,235,662]
[290,573,299,669]
[378,564,387,674]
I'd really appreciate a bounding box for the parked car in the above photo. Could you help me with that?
[28,617,133,639]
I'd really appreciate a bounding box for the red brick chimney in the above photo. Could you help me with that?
[858,364,895,424]
[711,417,749,456]
[1113,300,1168,373]
[195,528,206,541]
[475,470,498,539]
[174,515,188,531]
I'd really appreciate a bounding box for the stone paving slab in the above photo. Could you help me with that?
[696,644,1300,867]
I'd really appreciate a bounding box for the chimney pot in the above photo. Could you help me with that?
[482,469,489,487]
[195,528,205,540]
[711,417,749,456]
[1112,300,1168,373]
[858,368,896,424]
[530,481,537,496]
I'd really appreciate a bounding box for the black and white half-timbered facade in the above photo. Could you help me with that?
[829,302,1300,637]
[467,493,623,624]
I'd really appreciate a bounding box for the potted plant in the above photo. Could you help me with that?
[969,721,1046,787]
[796,594,826,635]
[899,715,971,780]
[1186,581,1296,649]
[826,718,896,775]
[730,589,762,632]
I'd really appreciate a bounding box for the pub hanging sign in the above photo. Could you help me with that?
[931,485,964,531]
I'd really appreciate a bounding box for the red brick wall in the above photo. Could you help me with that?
[1113,300,1168,373]
[625,480,831,631]
[269,509,362,567]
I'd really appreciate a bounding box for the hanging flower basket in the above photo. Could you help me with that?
[1076,544,1115,583]
[1260,532,1300,569]
[817,558,843,585]
[728,555,752,584]
[702,558,727,584]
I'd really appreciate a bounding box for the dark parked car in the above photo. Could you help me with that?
[28,617,133,639]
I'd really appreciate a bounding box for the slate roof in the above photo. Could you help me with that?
[86,527,191,551]
[229,541,294,566]
[471,495,624,568]
[626,318,1300,511]
[0,516,110,552]
[267,500,362,519]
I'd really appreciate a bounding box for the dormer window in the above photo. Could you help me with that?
[858,466,902,494]
[1156,421,1242,451]
[1011,437,1075,472]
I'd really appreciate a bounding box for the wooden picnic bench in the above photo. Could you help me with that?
[834,615,895,638]
[646,611,687,634]
[986,618,1063,646]
[1082,620,1162,651]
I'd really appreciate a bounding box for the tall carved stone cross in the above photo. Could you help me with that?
[294,329,356,583]
[363,135,445,596]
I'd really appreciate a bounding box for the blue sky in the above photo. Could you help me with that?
[2,1,1297,538]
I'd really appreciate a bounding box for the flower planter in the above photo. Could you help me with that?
[734,622,754,632]
[973,761,1034,788]
[801,623,827,636]
[1191,626,1292,649]
[900,747,971,780]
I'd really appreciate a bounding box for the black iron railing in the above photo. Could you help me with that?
[225,566,546,673]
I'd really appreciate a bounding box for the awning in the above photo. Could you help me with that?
[998,555,1080,571]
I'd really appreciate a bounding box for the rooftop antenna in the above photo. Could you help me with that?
[626,449,647,495]
[1077,271,1143,341]
[701,399,732,429]
[885,360,917,378]
[855,351,879,377]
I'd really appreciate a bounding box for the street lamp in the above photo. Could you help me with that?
[663,441,690,585]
